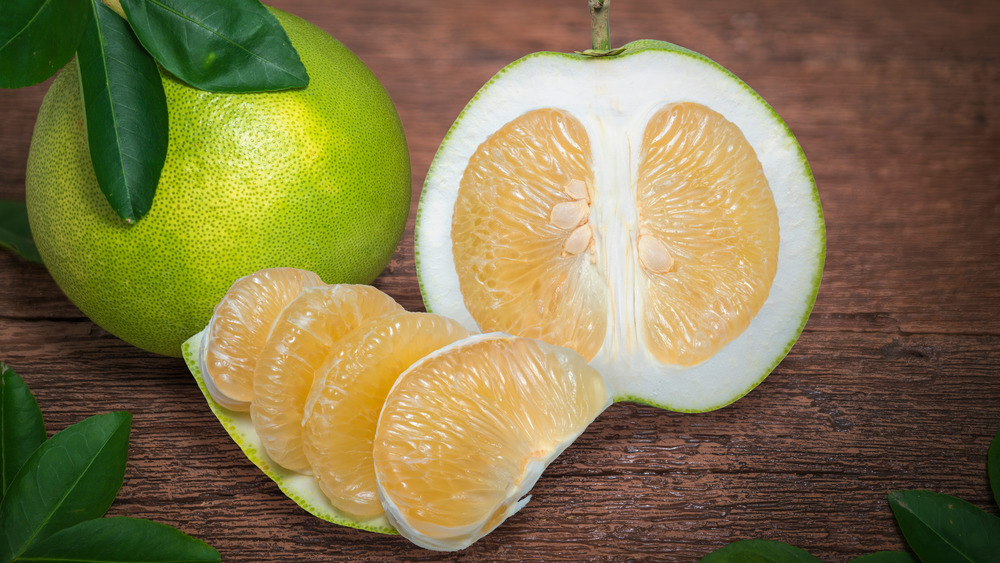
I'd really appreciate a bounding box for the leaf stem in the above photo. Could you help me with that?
[590,0,610,51]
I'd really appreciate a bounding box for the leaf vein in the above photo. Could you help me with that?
[0,0,54,53]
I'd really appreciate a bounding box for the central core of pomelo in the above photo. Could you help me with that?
[450,103,778,367]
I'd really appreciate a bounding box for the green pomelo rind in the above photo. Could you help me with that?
[182,329,397,535]
[26,7,410,358]
[414,40,825,413]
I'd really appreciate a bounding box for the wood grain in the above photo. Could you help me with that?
[2,0,999,560]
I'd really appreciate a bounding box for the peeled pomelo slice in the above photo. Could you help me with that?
[251,285,403,473]
[201,267,324,411]
[373,333,612,551]
[415,40,825,412]
[182,329,397,535]
[302,312,471,520]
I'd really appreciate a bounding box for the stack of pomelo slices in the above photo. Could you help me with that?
[182,267,612,551]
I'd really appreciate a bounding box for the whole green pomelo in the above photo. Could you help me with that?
[25,8,411,357]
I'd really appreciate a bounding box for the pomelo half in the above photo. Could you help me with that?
[415,40,825,412]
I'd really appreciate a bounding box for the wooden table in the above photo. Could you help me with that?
[2,0,998,560]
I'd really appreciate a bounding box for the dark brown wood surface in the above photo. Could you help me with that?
[2,0,998,561]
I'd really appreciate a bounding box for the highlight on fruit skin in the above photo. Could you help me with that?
[415,39,826,413]
[373,333,613,551]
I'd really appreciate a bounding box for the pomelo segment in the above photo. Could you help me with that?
[636,102,779,366]
[416,40,825,412]
[373,333,612,551]
[302,312,472,520]
[251,284,403,473]
[201,267,323,411]
[451,108,607,361]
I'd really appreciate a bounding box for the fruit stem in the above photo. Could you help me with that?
[590,0,610,51]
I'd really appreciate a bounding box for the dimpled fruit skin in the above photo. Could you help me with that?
[25,8,411,357]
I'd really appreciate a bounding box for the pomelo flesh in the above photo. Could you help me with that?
[416,40,825,412]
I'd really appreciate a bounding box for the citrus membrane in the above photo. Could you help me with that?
[374,333,612,551]
[416,40,825,412]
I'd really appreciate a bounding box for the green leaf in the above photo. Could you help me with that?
[850,551,919,563]
[0,0,89,88]
[77,0,168,224]
[699,539,823,562]
[990,428,1000,508]
[119,0,309,92]
[0,200,42,263]
[888,489,1000,562]
[0,363,46,499]
[0,411,131,561]
[18,517,220,562]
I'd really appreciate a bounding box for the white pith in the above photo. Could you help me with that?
[416,49,824,412]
